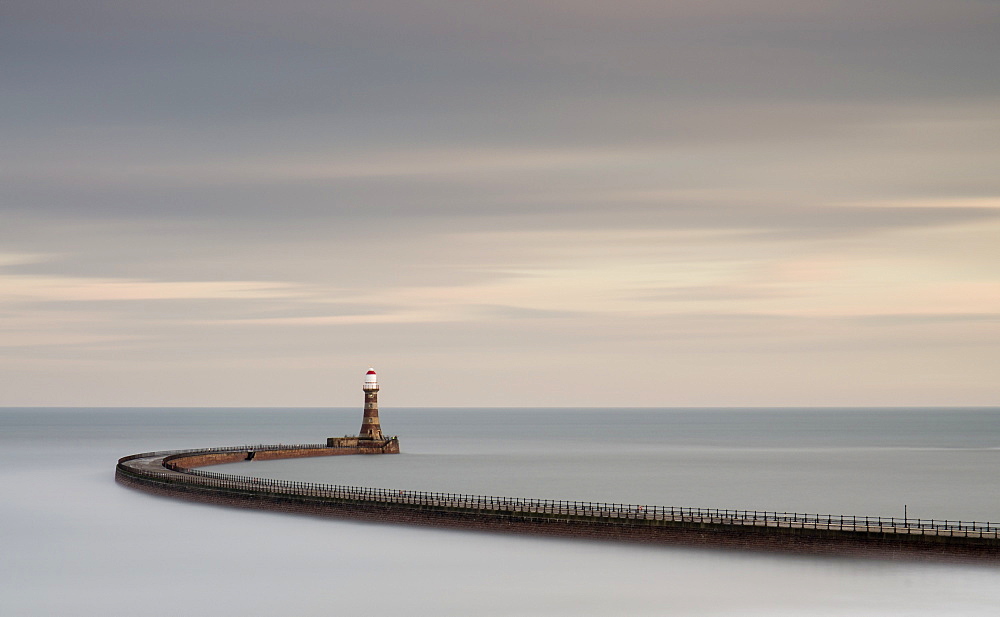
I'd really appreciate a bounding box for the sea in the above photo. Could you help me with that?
[2,407,999,616]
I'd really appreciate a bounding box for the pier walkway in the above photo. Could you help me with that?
[116,444,1000,563]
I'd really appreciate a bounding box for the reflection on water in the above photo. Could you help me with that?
[1,407,999,616]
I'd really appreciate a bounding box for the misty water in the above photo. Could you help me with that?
[3,407,1000,616]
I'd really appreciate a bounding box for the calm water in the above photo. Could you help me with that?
[2,407,999,616]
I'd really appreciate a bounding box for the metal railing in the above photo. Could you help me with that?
[118,447,1000,539]
[119,443,331,464]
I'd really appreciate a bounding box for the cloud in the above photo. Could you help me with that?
[0,274,302,303]
[2,0,999,404]
[0,253,50,268]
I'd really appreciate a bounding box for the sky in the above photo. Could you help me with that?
[2,0,999,407]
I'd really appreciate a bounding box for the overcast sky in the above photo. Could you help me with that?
[2,1,999,407]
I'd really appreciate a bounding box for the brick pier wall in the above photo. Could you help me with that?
[116,448,1000,565]
[164,447,356,469]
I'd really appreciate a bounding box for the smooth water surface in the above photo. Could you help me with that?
[2,407,999,616]
[238,408,1000,521]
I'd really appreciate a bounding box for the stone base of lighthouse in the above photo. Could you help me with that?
[326,436,400,454]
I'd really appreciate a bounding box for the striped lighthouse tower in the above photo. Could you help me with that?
[359,368,384,440]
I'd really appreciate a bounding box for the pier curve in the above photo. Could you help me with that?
[116,443,1000,564]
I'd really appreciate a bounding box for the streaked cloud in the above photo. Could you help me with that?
[1,274,303,303]
[1,0,998,405]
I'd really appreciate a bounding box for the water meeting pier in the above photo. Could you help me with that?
[115,370,999,563]
[116,443,999,564]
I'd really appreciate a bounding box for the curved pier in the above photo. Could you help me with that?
[116,443,1000,564]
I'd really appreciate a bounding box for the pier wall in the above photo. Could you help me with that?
[163,447,358,469]
[116,444,999,565]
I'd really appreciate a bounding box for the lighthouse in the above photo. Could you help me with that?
[327,367,398,452]
[359,368,384,440]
